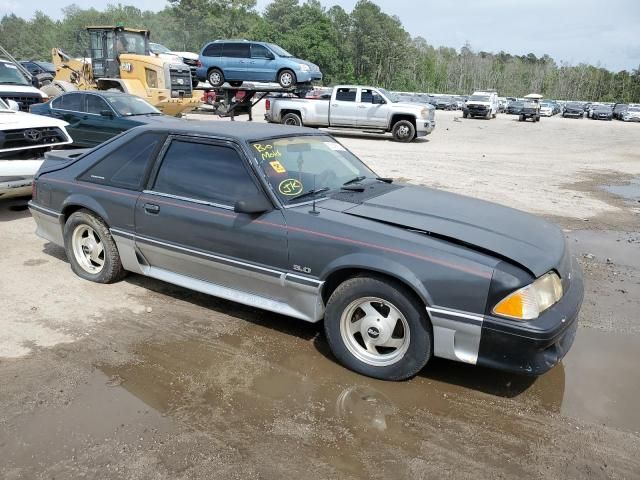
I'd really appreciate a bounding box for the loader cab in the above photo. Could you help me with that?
[87,26,150,79]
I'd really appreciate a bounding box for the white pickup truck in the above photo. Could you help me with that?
[265,85,436,142]
[0,97,72,199]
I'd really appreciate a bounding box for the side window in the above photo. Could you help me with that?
[335,88,357,102]
[61,93,84,112]
[153,140,260,206]
[251,44,270,59]
[203,43,222,57]
[51,96,63,109]
[86,95,111,115]
[360,89,373,103]
[224,43,250,59]
[79,133,163,190]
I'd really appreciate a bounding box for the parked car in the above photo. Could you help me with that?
[434,95,457,110]
[506,100,524,115]
[539,102,554,117]
[196,40,322,88]
[1,58,48,112]
[562,102,585,118]
[28,120,583,380]
[590,104,613,120]
[1,96,72,199]
[30,91,172,147]
[463,91,499,119]
[265,85,436,142]
[19,60,56,78]
[622,105,640,122]
[613,103,628,120]
[149,42,200,88]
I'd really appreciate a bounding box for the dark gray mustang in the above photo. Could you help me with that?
[29,121,583,380]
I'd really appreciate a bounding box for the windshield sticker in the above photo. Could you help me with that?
[278,179,303,196]
[253,143,283,161]
[269,160,286,174]
[325,142,346,152]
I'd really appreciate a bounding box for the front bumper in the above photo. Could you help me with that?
[476,261,584,375]
[416,120,436,136]
[563,111,583,117]
[296,71,323,83]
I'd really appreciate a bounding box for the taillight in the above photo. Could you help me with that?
[265,99,271,110]
[197,60,202,68]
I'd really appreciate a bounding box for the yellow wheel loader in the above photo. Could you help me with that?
[44,25,201,116]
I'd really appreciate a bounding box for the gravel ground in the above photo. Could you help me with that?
[1,108,639,479]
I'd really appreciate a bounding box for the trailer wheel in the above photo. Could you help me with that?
[282,112,303,126]
[208,68,224,87]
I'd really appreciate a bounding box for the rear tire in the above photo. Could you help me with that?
[63,210,126,284]
[392,120,415,142]
[281,112,303,126]
[208,68,224,87]
[324,276,432,380]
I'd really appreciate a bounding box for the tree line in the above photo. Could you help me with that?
[2,0,639,102]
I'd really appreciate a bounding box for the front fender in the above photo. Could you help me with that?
[320,252,434,306]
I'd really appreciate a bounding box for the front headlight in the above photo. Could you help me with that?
[299,64,310,72]
[420,108,430,118]
[492,272,563,320]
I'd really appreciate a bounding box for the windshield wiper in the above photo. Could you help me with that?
[342,176,367,186]
[291,187,330,202]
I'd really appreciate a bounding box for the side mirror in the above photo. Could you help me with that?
[31,76,41,88]
[6,99,20,111]
[266,51,275,60]
[234,194,272,214]
[374,96,386,105]
[100,109,114,117]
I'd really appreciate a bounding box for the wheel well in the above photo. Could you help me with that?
[281,109,302,119]
[61,205,106,226]
[207,67,222,76]
[321,268,426,309]
[390,114,416,129]
[277,67,295,79]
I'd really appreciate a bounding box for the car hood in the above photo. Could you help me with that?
[125,114,174,125]
[289,58,320,70]
[172,51,198,60]
[0,110,68,129]
[338,185,565,277]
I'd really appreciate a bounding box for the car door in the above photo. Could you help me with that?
[134,136,290,301]
[51,93,88,146]
[83,93,130,145]
[222,42,250,81]
[329,87,359,127]
[248,43,274,81]
[356,88,389,128]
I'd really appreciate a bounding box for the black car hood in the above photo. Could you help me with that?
[340,185,565,277]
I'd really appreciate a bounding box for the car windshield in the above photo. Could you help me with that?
[567,102,582,108]
[106,95,161,116]
[0,62,30,86]
[150,43,171,54]
[628,107,640,112]
[267,44,293,58]
[251,136,375,205]
[469,95,490,102]
[379,88,399,103]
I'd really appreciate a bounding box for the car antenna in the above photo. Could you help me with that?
[309,175,320,215]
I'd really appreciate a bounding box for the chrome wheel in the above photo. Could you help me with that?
[396,125,410,138]
[279,72,293,87]
[71,225,105,274]
[340,297,410,367]
[209,71,222,86]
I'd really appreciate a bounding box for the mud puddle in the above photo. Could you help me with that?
[0,370,174,474]
[601,176,640,203]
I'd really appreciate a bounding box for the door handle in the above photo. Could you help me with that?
[358,105,367,109]
[144,203,160,214]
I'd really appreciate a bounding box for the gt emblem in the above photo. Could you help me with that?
[23,129,42,142]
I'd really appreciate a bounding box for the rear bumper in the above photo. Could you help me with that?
[28,201,64,246]
[477,261,584,375]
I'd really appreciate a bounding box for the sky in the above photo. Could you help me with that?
[2,0,639,72]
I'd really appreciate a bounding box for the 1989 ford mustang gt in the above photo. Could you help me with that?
[29,121,583,380]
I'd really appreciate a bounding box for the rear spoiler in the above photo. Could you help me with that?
[36,148,91,177]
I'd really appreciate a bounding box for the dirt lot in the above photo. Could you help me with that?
[1,109,639,479]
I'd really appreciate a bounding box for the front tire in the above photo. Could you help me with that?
[324,276,432,380]
[281,112,303,126]
[392,120,415,142]
[63,210,126,283]
[208,68,224,87]
[278,69,296,88]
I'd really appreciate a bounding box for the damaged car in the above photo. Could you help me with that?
[28,122,583,380]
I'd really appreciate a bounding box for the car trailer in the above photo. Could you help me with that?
[195,84,312,120]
